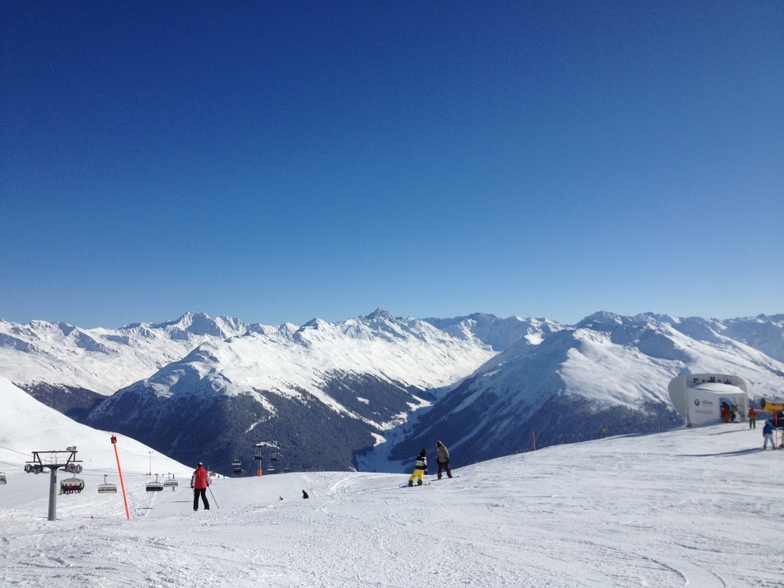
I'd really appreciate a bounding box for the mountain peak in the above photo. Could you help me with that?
[575,311,622,329]
[364,308,395,322]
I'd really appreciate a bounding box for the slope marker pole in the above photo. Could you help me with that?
[111,435,131,520]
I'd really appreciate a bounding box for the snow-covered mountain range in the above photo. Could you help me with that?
[383,311,784,466]
[1,309,783,473]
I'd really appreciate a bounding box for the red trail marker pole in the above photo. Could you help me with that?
[111,435,131,520]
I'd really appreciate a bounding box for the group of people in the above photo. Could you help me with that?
[717,403,781,451]
[720,401,739,423]
[746,405,780,451]
[408,440,453,486]
[188,441,456,509]
[748,404,782,451]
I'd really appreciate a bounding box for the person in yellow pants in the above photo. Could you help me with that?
[408,449,428,486]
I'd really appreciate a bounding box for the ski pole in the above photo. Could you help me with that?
[208,485,219,509]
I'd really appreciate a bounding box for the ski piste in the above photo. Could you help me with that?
[402,475,459,487]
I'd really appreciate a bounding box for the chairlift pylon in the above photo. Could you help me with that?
[98,474,117,494]
[145,474,164,492]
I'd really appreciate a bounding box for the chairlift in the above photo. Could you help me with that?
[98,474,117,494]
[163,473,178,490]
[60,474,85,495]
[145,474,164,492]
[266,465,275,473]
[0,471,6,484]
[232,467,244,476]
[231,457,244,476]
[231,457,242,467]
[271,452,279,462]
[253,451,263,461]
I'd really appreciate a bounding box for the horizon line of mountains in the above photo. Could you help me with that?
[1,309,782,474]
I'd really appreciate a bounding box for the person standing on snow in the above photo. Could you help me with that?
[762,421,777,450]
[191,462,211,511]
[721,402,730,423]
[435,440,453,479]
[748,406,757,429]
[408,449,428,486]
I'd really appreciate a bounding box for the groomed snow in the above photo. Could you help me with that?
[2,408,783,585]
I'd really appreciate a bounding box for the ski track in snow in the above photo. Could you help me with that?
[2,424,783,587]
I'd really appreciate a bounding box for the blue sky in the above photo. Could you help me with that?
[1,1,782,328]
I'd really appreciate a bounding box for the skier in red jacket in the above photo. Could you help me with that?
[191,462,210,511]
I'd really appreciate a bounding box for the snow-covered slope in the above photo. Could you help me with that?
[1,415,782,587]
[0,375,188,479]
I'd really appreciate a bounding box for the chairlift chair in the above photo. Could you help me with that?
[163,473,178,490]
[145,474,164,492]
[98,474,117,494]
[60,474,85,495]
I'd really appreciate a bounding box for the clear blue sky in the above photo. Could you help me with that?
[1,1,782,328]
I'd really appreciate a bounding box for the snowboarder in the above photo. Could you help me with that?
[435,440,453,479]
[748,406,757,429]
[762,420,777,450]
[408,449,428,486]
[302,490,309,499]
[191,462,211,511]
